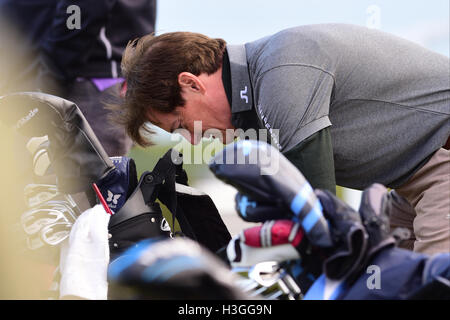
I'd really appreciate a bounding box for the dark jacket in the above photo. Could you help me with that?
[0,0,156,83]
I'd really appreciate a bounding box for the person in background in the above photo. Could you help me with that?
[0,0,157,156]
[0,1,157,298]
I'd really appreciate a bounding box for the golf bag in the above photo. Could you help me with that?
[98,150,232,259]
[0,92,231,261]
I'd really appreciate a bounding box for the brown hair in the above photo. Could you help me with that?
[110,32,227,147]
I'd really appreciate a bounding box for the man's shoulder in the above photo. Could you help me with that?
[244,24,352,78]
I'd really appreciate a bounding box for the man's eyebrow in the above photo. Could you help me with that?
[147,113,160,126]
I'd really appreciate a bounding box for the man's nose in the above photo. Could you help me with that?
[190,134,202,145]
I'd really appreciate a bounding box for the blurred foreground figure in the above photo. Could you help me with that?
[0,92,231,299]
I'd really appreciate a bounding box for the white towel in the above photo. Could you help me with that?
[59,204,110,300]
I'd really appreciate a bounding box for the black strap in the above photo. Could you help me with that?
[147,149,197,240]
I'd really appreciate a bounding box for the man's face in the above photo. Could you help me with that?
[146,71,234,144]
[147,98,232,145]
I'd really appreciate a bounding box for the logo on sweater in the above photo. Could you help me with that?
[240,86,249,104]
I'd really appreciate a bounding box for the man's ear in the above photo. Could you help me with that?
[178,72,205,94]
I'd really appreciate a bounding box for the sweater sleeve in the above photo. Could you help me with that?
[283,127,336,194]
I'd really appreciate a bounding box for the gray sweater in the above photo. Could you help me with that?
[228,23,450,189]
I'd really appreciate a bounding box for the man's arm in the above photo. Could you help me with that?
[283,127,336,194]
[253,64,336,193]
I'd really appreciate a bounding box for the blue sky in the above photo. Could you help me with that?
[156,0,449,56]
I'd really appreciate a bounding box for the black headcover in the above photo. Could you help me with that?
[147,149,232,254]
[105,149,231,258]
[107,168,171,260]
[209,140,332,247]
[0,92,114,194]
